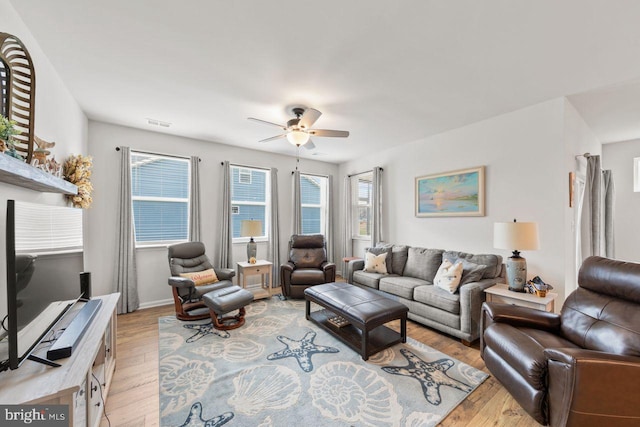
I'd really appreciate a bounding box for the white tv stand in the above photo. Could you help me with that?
[0,293,119,427]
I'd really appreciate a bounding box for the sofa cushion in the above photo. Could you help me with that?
[365,246,392,273]
[353,270,387,289]
[413,285,461,314]
[403,247,444,282]
[433,260,463,294]
[379,276,429,300]
[443,251,503,279]
[390,245,409,275]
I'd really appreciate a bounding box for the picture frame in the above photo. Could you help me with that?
[415,166,485,217]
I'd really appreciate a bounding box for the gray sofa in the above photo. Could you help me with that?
[348,245,503,344]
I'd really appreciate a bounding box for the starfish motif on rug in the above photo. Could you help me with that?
[267,331,339,372]
[183,322,230,343]
[382,348,472,405]
[178,402,234,427]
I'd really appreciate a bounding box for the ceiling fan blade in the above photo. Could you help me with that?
[248,117,287,130]
[308,129,350,138]
[303,139,316,150]
[259,134,287,143]
[298,108,322,129]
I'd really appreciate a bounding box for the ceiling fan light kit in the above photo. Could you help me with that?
[248,105,349,150]
[286,130,309,146]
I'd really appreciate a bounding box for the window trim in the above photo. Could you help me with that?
[230,164,270,243]
[300,173,329,236]
[130,150,191,247]
[352,172,373,239]
[634,157,640,192]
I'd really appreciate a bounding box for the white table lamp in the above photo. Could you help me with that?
[494,220,539,292]
[241,220,262,262]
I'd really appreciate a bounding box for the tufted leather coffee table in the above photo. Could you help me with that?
[304,282,409,360]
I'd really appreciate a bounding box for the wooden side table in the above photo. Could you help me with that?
[237,260,273,300]
[484,283,557,312]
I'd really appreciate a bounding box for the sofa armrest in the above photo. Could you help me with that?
[546,347,640,426]
[457,278,502,342]
[214,268,236,280]
[347,259,365,284]
[168,276,195,288]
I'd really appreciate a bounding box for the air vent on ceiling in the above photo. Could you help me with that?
[146,118,171,128]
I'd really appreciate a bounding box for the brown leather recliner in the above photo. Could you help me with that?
[280,234,336,298]
[480,256,640,426]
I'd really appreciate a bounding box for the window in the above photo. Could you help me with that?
[130,151,190,245]
[635,157,640,192]
[353,172,373,238]
[300,174,329,235]
[231,165,269,239]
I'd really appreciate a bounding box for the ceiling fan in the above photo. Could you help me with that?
[248,106,349,149]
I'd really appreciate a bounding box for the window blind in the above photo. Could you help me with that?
[14,202,83,253]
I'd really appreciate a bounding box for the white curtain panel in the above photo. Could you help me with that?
[342,175,352,260]
[580,155,615,260]
[371,166,383,247]
[292,170,302,235]
[326,174,334,263]
[268,168,280,287]
[189,156,201,242]
[218,161,233,268]
[115,146,139,314]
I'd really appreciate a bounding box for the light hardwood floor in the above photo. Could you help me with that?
[101,288,540,427]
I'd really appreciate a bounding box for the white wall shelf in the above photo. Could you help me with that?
[0,154,77,195]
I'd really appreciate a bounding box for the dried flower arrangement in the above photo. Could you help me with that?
[63,154,93,209]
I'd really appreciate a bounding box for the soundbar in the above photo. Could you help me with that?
[47,299,103,361]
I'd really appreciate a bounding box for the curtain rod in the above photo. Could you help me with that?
[347,168,383,178]
[574,152,594,159]
[115,147,200,162]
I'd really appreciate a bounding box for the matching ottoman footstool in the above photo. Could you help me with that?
[202,286,254,330]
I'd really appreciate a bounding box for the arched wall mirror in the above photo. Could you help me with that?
[0,32,36,162]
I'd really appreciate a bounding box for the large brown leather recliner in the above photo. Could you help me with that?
[280,234,336,298]
[480,256,640,426]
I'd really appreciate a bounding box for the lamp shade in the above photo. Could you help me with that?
[286,130,310,146]
[493,221,539,251]
[240,220,262,237]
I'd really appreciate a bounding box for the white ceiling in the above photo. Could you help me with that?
[11,0,640,163]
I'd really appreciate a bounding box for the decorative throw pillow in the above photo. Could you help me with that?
[366,246,393,273]
[363,252,388,274]
[180,268,219,286]
[457,260,487,285]
[434,260,464,293]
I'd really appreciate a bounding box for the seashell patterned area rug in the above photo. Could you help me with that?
[158,297,488,427]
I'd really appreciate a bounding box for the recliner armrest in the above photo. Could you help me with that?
[281,262,295,273]
[546,347,640,427]
[482,302,561,331]
[214,268,236,280]
[168,276,195,288]
[321,261,336,272]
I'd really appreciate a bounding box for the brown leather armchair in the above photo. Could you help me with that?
[168,242,236,321]
[280,234,336,298]
[480,256,640,426]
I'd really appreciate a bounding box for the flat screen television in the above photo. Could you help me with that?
[0,200,85,371]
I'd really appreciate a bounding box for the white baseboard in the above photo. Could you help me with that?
[139,298,173,310]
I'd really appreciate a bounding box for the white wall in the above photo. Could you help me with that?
[86,121,338,306]
[602,139,640,263]
[0,0,88,314]
[338,98,579,304]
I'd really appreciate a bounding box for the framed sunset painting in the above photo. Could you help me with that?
[415,166,485,217]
